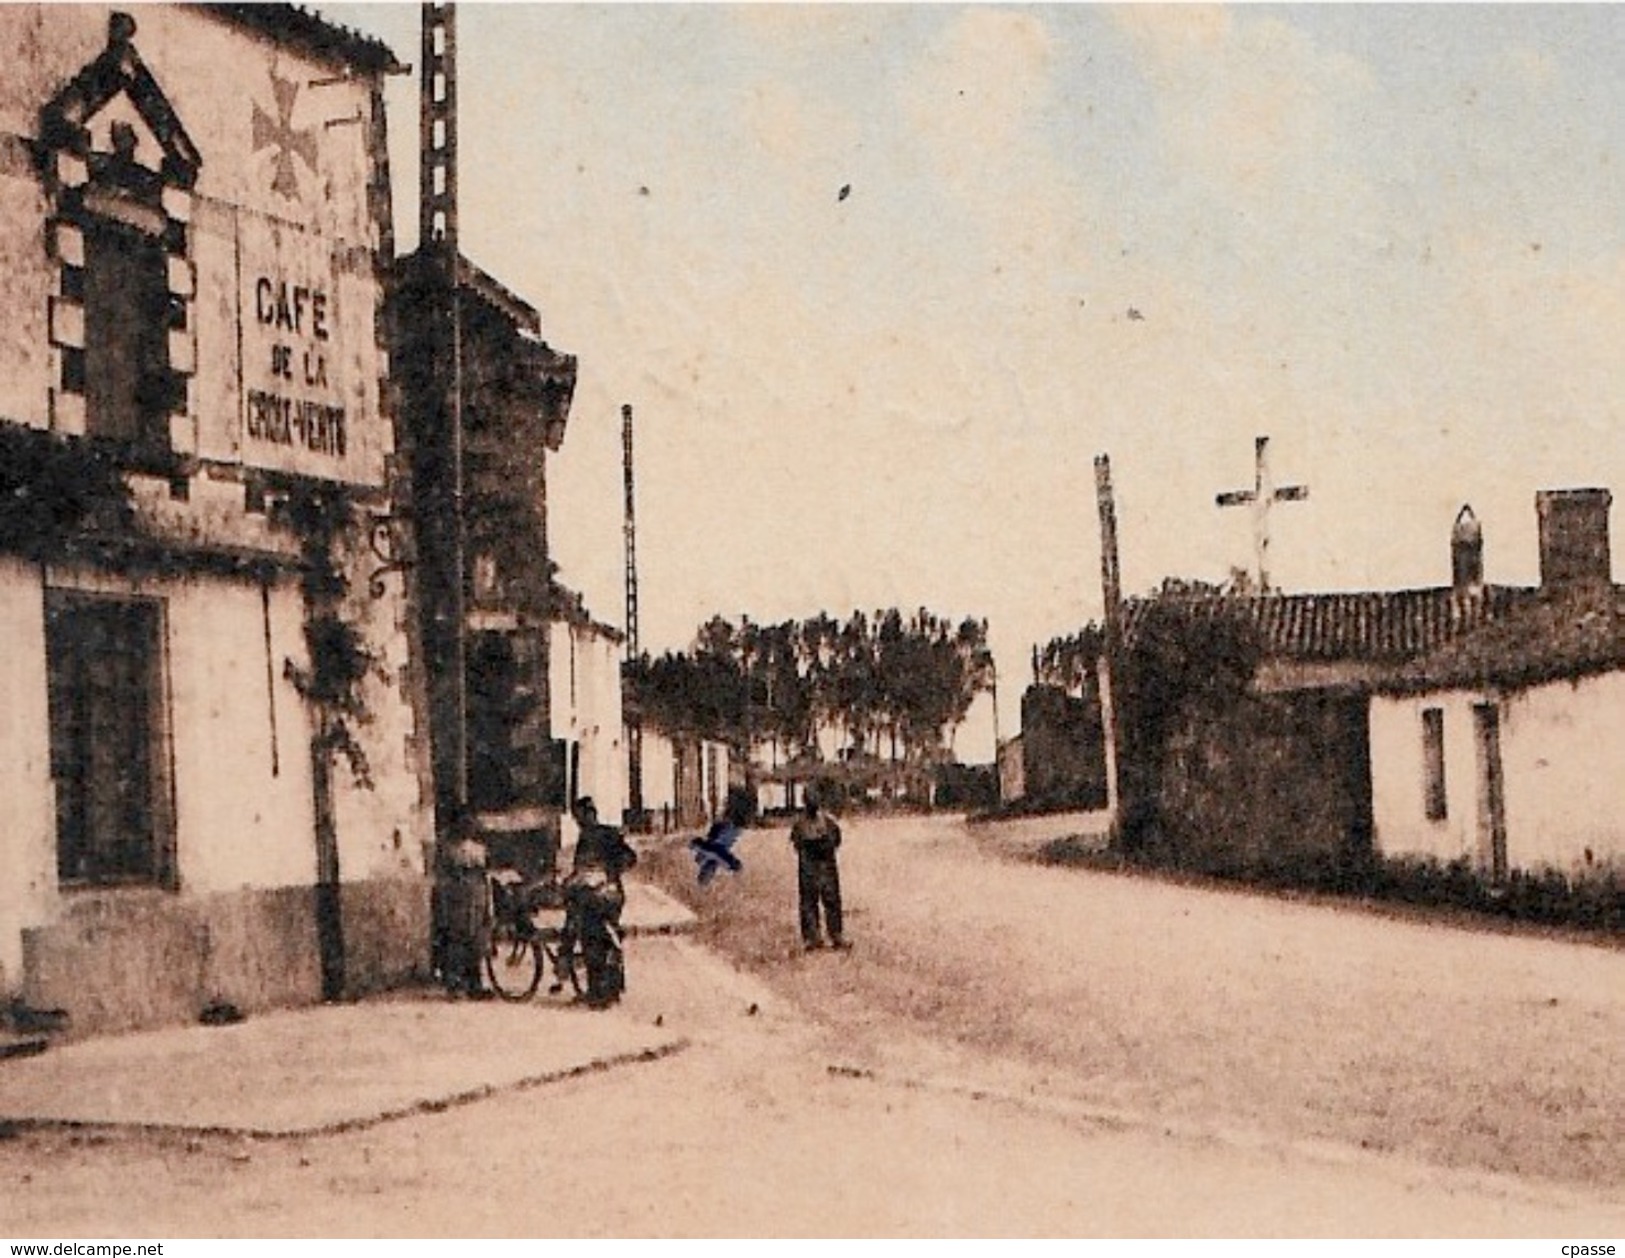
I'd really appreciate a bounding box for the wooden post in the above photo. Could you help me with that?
[1094,454,1123,825]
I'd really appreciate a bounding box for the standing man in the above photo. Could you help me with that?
[560,797,638,1008]
[790,786,847,950]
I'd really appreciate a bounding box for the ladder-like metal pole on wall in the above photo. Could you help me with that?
[622,403,644,825]
[421,1,469,818]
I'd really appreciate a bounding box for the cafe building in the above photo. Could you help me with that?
[0,4,433,1036]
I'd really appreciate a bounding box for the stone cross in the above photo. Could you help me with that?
[1215,435,1308,593]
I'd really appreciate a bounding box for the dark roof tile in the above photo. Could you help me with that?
[202,4,403,75]
[1386,582,1625,693]
[1120,585,1539,665]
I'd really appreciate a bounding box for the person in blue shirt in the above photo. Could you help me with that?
[690,789,752,885]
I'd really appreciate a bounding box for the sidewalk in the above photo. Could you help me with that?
[620,875,698,936]
[0,878,696,1139]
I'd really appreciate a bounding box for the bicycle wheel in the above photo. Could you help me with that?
[540,936,586,997]
[485,921,543,1000]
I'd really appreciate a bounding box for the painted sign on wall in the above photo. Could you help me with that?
[238,214,360,479]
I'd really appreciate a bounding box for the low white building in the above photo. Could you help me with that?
[549,585,626,846]
[0,6,430,1034]
[1371,490,1623,879]
[639,727,731,832]
[1371,579,1625,879]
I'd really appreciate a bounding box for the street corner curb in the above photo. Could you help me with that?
[376,1035,695,1139]
[0,1036,693,1143]
[621,879,698,937]
[287,1033,695,1139]
[315,1031,692,1135]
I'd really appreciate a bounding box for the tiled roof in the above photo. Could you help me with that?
[548,580,623,642]
[456,254,542,337]
[1120,585,1538,664]
[203,5,403,74]
[1385,582,1625,693]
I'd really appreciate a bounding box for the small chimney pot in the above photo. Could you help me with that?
[1452,504,1484,591]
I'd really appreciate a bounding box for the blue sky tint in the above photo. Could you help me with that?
[324,4,1625,756]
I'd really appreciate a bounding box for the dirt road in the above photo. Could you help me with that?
[641,812,1625,1191]
[2,811,1621,1237]
[1,936,1618,1238]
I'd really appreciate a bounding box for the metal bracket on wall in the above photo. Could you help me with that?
[367,510,414,598]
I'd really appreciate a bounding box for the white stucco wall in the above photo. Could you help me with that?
[0,558,56,989]
[328,542,431,885]
[635,726,731,828]
[550,619,626,823]
[1498,672,1625,873]
[1372,673,1625,875]
[164,572,317,892]
[1371,692,1483,866]
[0,143,49,430]
[0,5,390,484]
[639,729,679,816]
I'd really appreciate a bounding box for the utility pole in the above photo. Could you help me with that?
[1094,453,1123,828]
[420,2,469,817]
[990,655,1001,751]
[622,403,643,825]
[1215,435,1308,593]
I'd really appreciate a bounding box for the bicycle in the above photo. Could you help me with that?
[484,869,587,1001]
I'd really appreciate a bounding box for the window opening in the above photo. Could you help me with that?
[1421,707,1446,821]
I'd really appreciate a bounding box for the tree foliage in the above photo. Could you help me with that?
[1033,624,1106,694]
[624,608,994,765]
[1115,589,1261,851]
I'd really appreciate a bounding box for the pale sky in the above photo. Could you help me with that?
[325,3,1625,759]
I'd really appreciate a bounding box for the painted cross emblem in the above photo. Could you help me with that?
[251,73,317,200]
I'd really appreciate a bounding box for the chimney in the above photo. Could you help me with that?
[1451,504,1483,591]
[1536,488,1612,588]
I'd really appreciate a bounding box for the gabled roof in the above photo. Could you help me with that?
[1121,585,1539,664]
[548,580,624,644]
[1385,582,1625,694]
[403,249,579,452]
[203,5,403,75]
[42,12,202,187]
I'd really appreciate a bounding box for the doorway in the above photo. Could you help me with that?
[46,590,173,887]
[1472,702,1508,881]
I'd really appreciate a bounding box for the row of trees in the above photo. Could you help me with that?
[625,609,995,769]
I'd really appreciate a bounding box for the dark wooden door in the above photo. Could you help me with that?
[46,593,169,886]
[1473,702,1509,881]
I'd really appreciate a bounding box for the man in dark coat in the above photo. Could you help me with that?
[789,787,846,950]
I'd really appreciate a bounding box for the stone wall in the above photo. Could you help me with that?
[1019,684,1107,810]
[22,875,429,1039]
[1157,692,1372,877]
